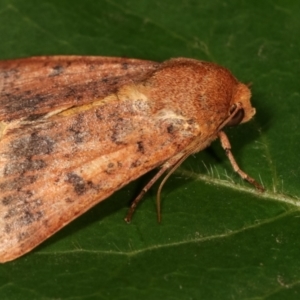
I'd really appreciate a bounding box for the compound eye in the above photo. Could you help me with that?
[227,105,245,126]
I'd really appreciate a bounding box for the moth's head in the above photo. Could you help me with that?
[227,83,256,126]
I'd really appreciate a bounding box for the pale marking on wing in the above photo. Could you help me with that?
[52,85,149,118]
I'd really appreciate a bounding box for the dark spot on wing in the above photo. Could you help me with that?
[137,141,144,153]
[111,118,133,145]
[10,132,54,158]
[1,192,34,209]
[17,210,43,226]
[2,195,42,217]
[167,124,174,134]
[4,207,18,219]
[49,65,64,77]
[65,173,101,195]
[187,118,196,125]
[1,195,14,206]
[66,172,86,195]
[4,223,12,234]
[0,175,37,191]
[68,114,87,144]
[4,159,46,176]
[2,191,44,236]
[131,160,141,168]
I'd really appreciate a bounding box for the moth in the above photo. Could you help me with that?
[0,56,263,262]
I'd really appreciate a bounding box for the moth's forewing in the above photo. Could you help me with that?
[0,56,159,121]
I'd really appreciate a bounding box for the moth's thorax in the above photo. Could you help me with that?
[138,58,247,136]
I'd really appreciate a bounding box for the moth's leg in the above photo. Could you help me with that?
[124,155,181,223]
[218,131,264,191]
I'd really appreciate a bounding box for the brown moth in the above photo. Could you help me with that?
[0,56,263,263]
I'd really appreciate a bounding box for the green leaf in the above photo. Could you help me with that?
[0,0,299,299]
